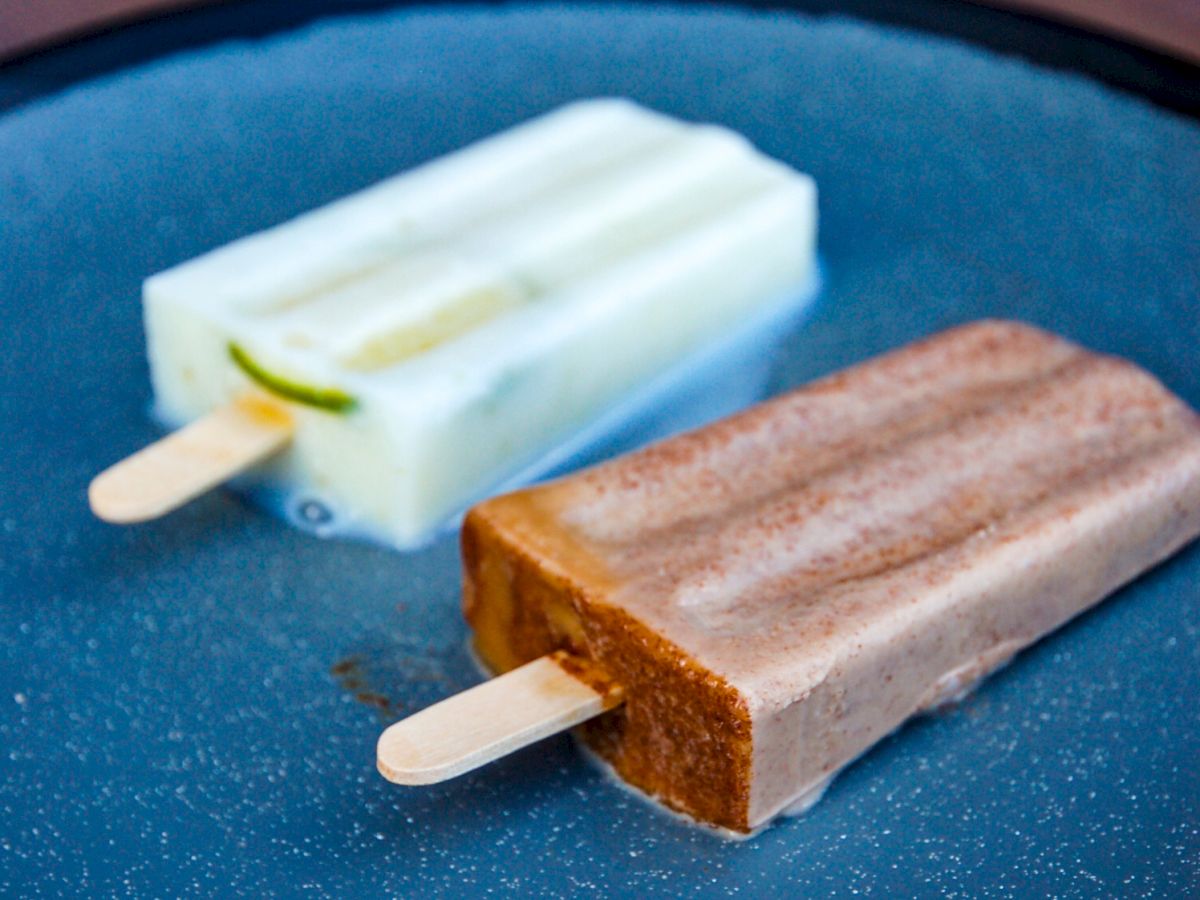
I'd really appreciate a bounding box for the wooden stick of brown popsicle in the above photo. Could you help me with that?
[376,652,623,785]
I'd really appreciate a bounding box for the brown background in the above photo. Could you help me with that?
[2,0,1199,63]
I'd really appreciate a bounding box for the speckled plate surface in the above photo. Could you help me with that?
[2,4,1199,895]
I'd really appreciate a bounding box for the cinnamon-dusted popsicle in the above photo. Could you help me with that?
[378,320,1200,833]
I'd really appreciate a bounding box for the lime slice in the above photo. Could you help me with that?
[228,343,358,413]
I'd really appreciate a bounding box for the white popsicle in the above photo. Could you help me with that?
[99,99,818,547]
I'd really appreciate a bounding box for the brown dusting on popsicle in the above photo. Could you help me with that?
[573,602,754,830]
[463,505,756,832]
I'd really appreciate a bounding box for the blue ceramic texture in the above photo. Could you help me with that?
[2,4,1198,896]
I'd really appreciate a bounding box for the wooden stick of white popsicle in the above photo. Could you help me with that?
[376,652,623,785]
[88,396,293,524]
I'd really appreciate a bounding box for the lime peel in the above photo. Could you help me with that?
[228,343,358,413]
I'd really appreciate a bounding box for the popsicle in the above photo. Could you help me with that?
[88,98,819,547]
[377,320,1200,834]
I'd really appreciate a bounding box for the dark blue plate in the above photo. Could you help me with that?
[2,4,1198,894]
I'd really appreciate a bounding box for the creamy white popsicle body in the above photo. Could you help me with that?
[142,99,818,546]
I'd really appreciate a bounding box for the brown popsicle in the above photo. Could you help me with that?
[379,320,1200,833]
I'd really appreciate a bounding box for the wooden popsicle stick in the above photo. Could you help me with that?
[377,652,624,785]
[89,395,294,524]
